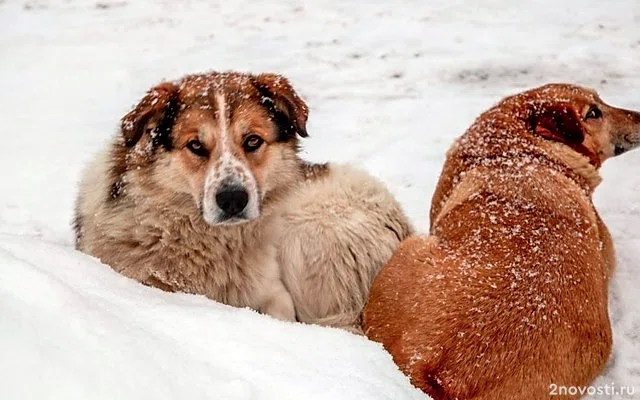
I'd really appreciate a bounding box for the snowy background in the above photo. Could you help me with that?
[1,0,639,399]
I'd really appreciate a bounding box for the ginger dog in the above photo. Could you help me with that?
[363,84,640,399]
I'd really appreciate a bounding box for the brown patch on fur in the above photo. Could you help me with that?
[143,275,177,293]
[72,206,84,247]
[300,161,329,180]
[250,73,309,139]
[363,84,640,400]
[120,82,180,147]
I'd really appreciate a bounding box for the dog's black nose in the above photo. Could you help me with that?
[215,186,249,216]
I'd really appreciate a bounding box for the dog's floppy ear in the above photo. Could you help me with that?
[531,104,584,144]
[251,73,309,139]
[531,103,602,167]
[120,82,180,147]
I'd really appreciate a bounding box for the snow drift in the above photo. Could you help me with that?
[0,234,424,399]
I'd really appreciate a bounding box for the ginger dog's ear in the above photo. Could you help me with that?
[120,82,180,147]
[531,103,602,166]
[531,104,584,144]
[251,73,309,139]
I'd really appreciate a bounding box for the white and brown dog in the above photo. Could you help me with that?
[74,71,411,330]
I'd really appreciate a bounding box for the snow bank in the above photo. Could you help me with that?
[0,234,425,399]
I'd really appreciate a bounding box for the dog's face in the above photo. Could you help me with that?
[524,84,640,167]
[116,72,308,225]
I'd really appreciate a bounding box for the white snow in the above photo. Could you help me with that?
[0,235,422,399]
[0,0,639,399]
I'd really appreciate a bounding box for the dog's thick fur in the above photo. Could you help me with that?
[362,84,640,399]
[75,71,411,329]
[277,164,413,332]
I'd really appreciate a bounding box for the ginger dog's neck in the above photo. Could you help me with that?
[545,142,602,191]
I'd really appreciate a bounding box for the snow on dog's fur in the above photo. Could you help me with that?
[363,84,640,399]
[74,71,411,328]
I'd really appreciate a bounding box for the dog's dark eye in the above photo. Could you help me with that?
[585,106,602,120]
[243,135,264,153]
[186,139,208,157]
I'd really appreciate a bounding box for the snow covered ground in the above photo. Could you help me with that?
[1,0,639,399]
